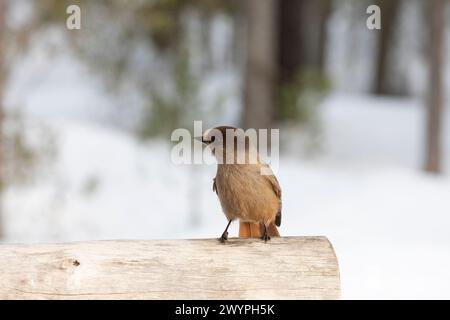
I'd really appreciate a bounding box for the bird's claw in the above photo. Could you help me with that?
[219,231,228,243]
[261,234,271,242]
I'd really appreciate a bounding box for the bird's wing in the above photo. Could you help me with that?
[264,173,281,198]
[263,172,282,227]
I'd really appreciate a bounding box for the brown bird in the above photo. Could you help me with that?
[202,126,282,242]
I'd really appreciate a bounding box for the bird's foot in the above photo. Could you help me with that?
[261,234,271,242]
[219,231,228,243]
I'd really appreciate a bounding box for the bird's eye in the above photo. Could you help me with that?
[210,136,216,142]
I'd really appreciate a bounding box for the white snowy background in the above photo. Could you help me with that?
[2,1,450,299]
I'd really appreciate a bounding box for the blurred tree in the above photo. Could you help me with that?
[276,0,331,126]
[317,0,332,70]
[243,0,331,131]
[424,0,445,174]
[37,0,236,137]
[38,0,331,134]
[243,0,277,130]
[0,0,57,239]
[372,0,402,95]
[278,0,302,91]
[139,46,200,139]
[278,0,330,83]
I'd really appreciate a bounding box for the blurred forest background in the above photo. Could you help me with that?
[1,0,450,298]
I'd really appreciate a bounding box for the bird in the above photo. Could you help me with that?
[201,126,282,242]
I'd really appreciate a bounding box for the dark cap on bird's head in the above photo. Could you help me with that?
[201,125,260,165]
[201,126,237,145]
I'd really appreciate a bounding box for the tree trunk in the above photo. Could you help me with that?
[318,0,332,71]
[276,0,330,121]
[278,0,304,85]
[424,0,445,174]
[243,0,277,130]
[0,0,7,239]
[373,0,401,95]
[278,0,330,82]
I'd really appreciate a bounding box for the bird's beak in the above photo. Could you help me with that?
[195,137,207,144]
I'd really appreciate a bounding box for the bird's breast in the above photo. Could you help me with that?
[215,164,279,223]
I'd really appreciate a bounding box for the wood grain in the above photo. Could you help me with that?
[0,237,340,299]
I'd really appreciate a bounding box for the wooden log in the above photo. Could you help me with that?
[0,236,340,299]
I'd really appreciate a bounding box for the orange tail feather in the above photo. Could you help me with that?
[239,222,280,238]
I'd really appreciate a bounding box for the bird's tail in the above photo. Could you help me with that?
[239,222,280,238]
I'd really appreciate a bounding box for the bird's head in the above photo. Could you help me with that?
[201,126,258,164]
[201,126,236,145]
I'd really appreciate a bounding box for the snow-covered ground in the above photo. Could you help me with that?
[3,19,450,299]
